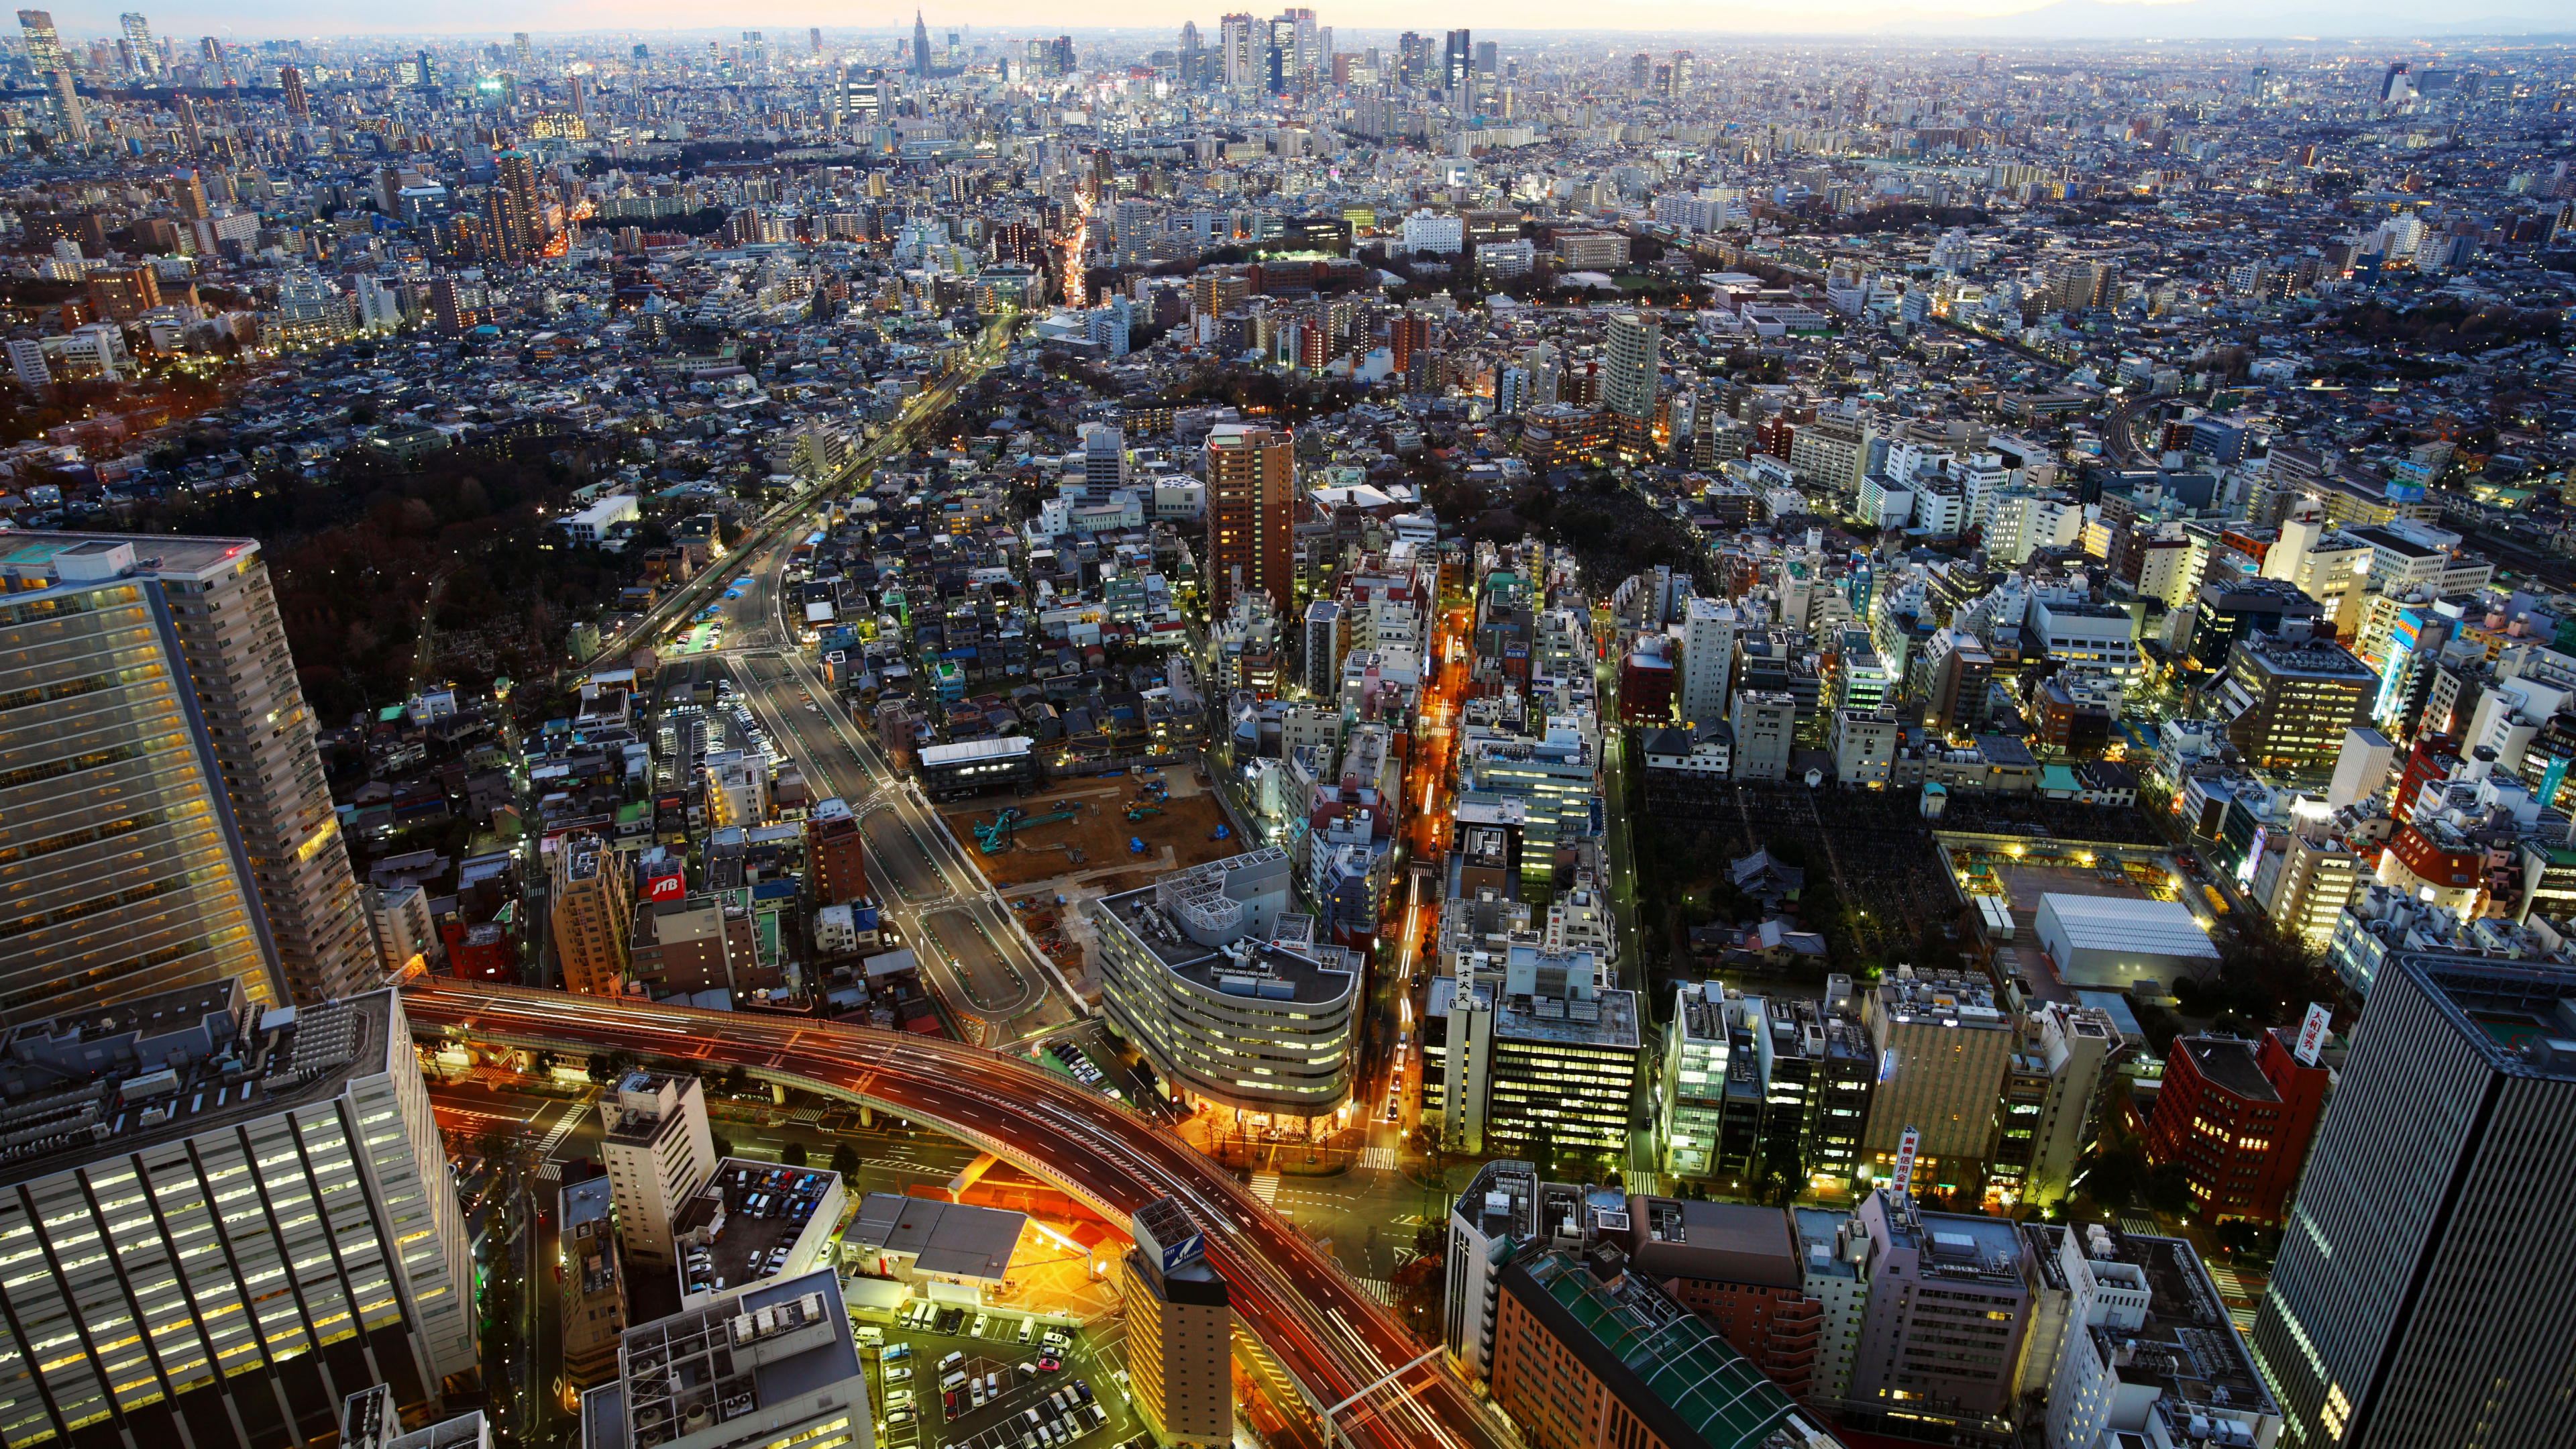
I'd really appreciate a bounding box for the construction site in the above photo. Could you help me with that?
[937,767,1241,889]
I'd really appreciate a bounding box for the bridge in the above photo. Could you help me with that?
[403,982,1511,1449]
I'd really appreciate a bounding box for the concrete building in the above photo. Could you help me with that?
[676,1161,847,1311]
[1612,1198,1822,1397]
[1860,969,2017,1193]
[2218,633,2375,771]
[551,832,633,996]
[1729,690,1796,782]
[1442,945,1645,1162]
[1089,849,1359,1131]
[1792,1209,1870,1405]
[1122,1199,1231,1449]
[578,1272,871,1449]
[11,535,380,1003]
[0,534,379,1025]
[599,1071,718,1272]
[1846,1190,2033,1426]
[1204,423,1297,614]
[0,981,476,1449]
[366,883,439,979]
[1301,598,1345,698]
[1442,1159,1590,1383]
[341,1387,489,1449]
[1992,1003,2123,1211]
[1679,596,1739,731]
[2249,955,2576,1449]
[2139,1029,2329,1225]
[1602,311,1660,425]
[559,1175,629,1393]
[1489,1244,1825,1449]
[1660,983,1733,1179]
[806,797,871,906]
[2033,1224,2279,1449]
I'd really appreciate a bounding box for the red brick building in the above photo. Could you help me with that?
[2141,1028,2330,1224]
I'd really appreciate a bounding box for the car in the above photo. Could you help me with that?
[986,1371,1002,1396]
[1085,1403,1110,1429]
[938,1350,965,1372]
[1036,1354,1062,1373]
[857,1327,883,1346]
[1073,1381,1093,1403]
[883,1342,912,1361]
[885,1366,910,1385]
[1051,1389,1071,1413]
[1017,1360,1040,1378]
[1385,1102,1399,1122]
[971,1381,987,1407]
[942,1391,958,1415]
[1018,1318,1036,1346]
[971,1313,987,1338]
[1024,1408,1042,1428]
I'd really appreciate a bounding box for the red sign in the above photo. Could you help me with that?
[645,869,686,904]
[1890,1126,1921,1195]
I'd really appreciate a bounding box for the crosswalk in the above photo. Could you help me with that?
[532,1099,589,1161]
[535,1161,561,1183]
[2204,1263,2261,1332]
[1358,1146,1397,1171]
[1354,1278,1394,1307]
[1248,1173,1280,1205]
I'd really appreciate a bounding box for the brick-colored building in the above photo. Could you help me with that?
[2141,1028,2330,1224]
[1614,1198,1821,1397]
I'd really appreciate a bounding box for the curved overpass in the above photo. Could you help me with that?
[404,983,1508,1449]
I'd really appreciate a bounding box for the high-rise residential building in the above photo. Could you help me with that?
[1991,1002,2123,1212]
[489,148,541,265]
[806,796,872,906]
[2,534,372,1016]
[1122,1199,1231,1449]
[1203,423,1297,615]
[1602,311,1660,423]
[0,979,476,1448]
[1301,598,1346,699]
[16,9,62,73]
[0,539,280,1025]
[1443,1159,1588,1381]
[279,62,308,123]
[579,1271,871,1449]
[2249,955,2576,1449]
[598,1070,718,1271]
[119,12,153,72]
[2140,1028,2329,1224]
[550,831,632,997]
[1678,596,1737,732]
[47,65,83,143]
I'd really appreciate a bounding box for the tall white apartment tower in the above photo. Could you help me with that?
[1678,596,1737,733]
[599,1071,718,1271]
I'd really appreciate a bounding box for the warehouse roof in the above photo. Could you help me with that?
[2039,894,2219,961]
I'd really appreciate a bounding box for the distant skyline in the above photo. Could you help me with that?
[45,1,2576,42]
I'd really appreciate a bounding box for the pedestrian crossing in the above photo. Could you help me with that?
[533,1099,588,1162]
[2120,1214,2159,1237]
[535,1161,561,1183]
[1354,1278,1394,1307]
[1249,1172,1281,1205]
[1358,1147,1397,1171]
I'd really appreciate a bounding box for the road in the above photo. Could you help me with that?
[406,981,1511,1449]
[710,502,1078,1046]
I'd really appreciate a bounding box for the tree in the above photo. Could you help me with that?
[782,1141,810,1169]
[830,1142,863,1181]
[712,1132,735,1161]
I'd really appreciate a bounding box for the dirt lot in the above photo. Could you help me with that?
[941,770,1238,888]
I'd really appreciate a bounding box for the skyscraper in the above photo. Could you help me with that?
[2247,953,2576,1449]
[1603,310,1661,423]
[16,10,63,74]
[5,533,374,1008]
[199,34,229,85]
[1444,28,1471,92]
[550,832,632,996]
[0,539,279,1024]
[119,11,154,69]
[490,146,541,264]
[1203,423,1297,614]
[47,65,83,143]
[1122,1199,1232,1449]
[279,62,309,123]
[913,9,932,78]
[0,979,478,1447]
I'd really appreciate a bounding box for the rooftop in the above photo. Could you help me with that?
[675,1159,841,1302]
[2179,1036,2282,1103]
[0,981,390,1188]
[2025,1222,2276,1427]
[847,1191,1026,1282]
[590,1271,859,1449]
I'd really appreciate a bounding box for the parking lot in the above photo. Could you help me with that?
[865,1298,1142,1449]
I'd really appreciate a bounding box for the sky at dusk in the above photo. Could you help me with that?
[53,2,2576,43]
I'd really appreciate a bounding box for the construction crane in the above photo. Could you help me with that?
[974,804,1081,853]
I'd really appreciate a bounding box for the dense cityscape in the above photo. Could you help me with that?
[0,9,2571,1449]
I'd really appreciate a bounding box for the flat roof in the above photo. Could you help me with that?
[919,735,1032,766]
[2180,1036,2281,1103]
[847,1192,1026,1281]
[676,1159,839,1300]
[2040,894,2220,960]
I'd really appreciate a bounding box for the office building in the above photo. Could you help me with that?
[1302,598,1346,699]
[2139,1028,2329,1225]
[1122,1199,1231,1449]
[1442,945,1645,1161]
[559,1175,628,1392]
[16,9,62,74]
[599,1070,718,1271]
[1729,690,1796,783]
[1860,968,2016,1193]
[1603,311,1660,424]
[2218,634,2375,771]
[1845,1190,2033,1424]
[1444,1159,1590,1382]
[2248,955,2576,1449]
[1089,849,1358,1131]
[1611,1198,1822,1397]
[1203,424,1296,614]
[806,796,871,906]
[2033,1223,2279,1449]
[1490,1244,1827,1449]
[1792,1209,1870,1405]
[0,981,476,1448]
[0,540,280,1024]
[1678,597,1739,730]
[1,534,373,1010]
[551,831,632,997]
[1991,1003,2123,1211]
[579,1272,871,1449]
[366,883,438,980]
[1661,983,1734,1179]
[341,1387,488,1449]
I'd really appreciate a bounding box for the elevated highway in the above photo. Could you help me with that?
[404,983,1511,1449]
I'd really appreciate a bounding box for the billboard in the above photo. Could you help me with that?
[1890,1126,1921,1195]
[1159,1232,1205,1273]
[644,867,686,904]
[2295,1002,2332,1066]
